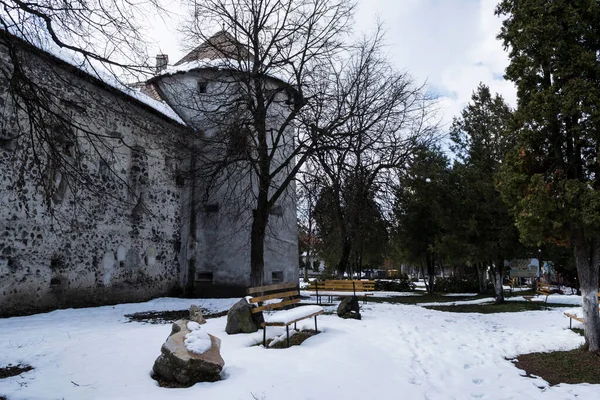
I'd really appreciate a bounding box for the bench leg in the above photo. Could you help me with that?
[263,327,266,347]
[569,318,572,329]
[294,322,297,331]
[286,325,290,348]
[314,315,318,332]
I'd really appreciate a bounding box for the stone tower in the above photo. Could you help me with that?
[146,31,299,296]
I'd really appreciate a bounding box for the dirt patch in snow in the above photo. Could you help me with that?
[514,348,600,385]
[425,301,571,314]
[125,309,228,324]
[0,364,33,379]
[266,329,320,349]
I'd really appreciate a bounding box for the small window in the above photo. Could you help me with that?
[196,272,213,282]
[269,205,283,216]
[198,81,208,94]
[204,204,219,213]
[272,271,284,283]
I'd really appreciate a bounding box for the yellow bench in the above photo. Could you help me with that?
[504,277,517,295]
[247,282,323,347]
[524,282,553,303]
[564,292,600,329]
[307,280,375,304]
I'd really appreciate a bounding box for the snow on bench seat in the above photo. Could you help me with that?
[263,305,324,326]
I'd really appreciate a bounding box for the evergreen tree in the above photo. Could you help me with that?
[496,0,600,351]
[450,84,519,303]
[393,145,450,293]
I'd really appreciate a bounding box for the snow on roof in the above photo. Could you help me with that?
[156,57,293,87]
[4,29,186,126]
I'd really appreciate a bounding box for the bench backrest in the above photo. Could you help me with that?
[308,280,375,292]
[247,282,300,313]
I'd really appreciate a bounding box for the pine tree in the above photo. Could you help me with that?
[450,83,519,303]
[393,145,450,293]
[496,0,600,351]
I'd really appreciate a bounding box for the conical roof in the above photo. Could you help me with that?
[174,31,253,66]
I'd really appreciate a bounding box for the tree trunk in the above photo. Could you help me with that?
[572,231,600,352]
[419,263,429,292]
[250,208,269,286]
[303,260,309,282]
[476,262,487,294]
[493,259,504,304]
[337,239,352,276]
[426,252,435,293]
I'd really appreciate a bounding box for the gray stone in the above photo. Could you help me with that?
[189,305,206,325]
[225,298,264,334]
[337,296,361,320]
[152,319,224,385]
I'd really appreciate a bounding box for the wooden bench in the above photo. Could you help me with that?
[307,280,376,305]
[247,282,324,348]
[524,282,553,303]
[564,312,585,329]
[503,277,517,296]
[564,292,600,328]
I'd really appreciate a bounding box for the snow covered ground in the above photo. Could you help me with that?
[0,295,596,400]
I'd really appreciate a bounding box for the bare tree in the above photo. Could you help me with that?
[0,1,169,215]
[297,165,321,281]
[307,30,438,275]
[176,0,356,285]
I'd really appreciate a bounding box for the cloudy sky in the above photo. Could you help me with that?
[144,0,516,132]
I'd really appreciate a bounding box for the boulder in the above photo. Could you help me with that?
[189,305,206,325]
[337,296,361,320]
[225,298,264,334]
[152,319,224,385]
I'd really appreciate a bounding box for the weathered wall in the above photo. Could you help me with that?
[0,40,188,316]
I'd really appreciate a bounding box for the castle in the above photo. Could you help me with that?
[0,31,299,316]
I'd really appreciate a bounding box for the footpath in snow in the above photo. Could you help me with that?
[0,295,596,400]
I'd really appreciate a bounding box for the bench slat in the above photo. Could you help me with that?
[251,298,300,313]
[248,290,299,303]
[248,282,297,294]
[564,312,585,324]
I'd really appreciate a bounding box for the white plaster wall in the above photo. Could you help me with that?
[155,68,299,292]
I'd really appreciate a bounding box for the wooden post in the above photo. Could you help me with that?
[286,325,290,347]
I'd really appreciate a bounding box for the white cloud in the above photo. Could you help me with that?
[145,0,517,130]
[353,0,517,129]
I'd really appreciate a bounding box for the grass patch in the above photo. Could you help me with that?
[424,301,573,314]
[0,364,33,379]
[368,292,490,305]
[125,309,228,324]
[264,329,320,349]
[571,328,584,337]
[514,348,600,385]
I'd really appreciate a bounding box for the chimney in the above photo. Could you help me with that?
[155,54,169,74]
